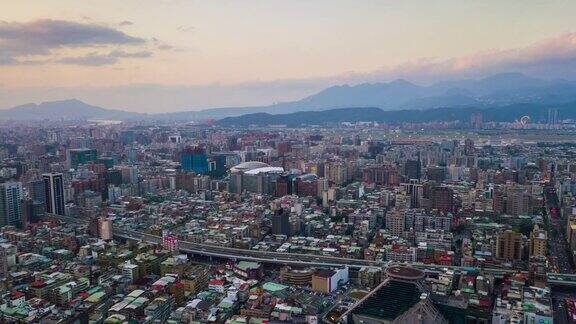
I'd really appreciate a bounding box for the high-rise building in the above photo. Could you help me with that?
[180,147,209,174]
[115,165,139,184]
[404,158,421,181]
[272,208,290,236]
[324,162,348,186]
[464,138,475,155]
[43,173,65,215]
[29,179,46,204]
[492,189,506,214]
[21,198,32,228]
[495,230,523,260]
[426,166,446,183]
[385,210,405,236]
[529,225,547,258]
[548,107,559,125]
[470,112,483,129]
[227,173,241,194]
[295,174,318,197]
[275,173,297,197]
[98,217,113,240]
[0,182,23,227]
[506,188,531,216]
[106,169,123,186]
[67,148,98,169]
[317,177,329,198]
[431,187,454,213]
[208,154,227,177]
[21,198,45,226]
[403,180,423,208]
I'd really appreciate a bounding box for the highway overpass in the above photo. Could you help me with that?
[45,213,382,269]
[547,273,576,287]
[42,213,546,275]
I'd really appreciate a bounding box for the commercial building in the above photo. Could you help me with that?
[68,148,97,169]
[43,173,65,216]
[228,161,284,194]
[280,267,313,286]
[180,146,209,174]
[0,182,23,227]
[311,268,349,293]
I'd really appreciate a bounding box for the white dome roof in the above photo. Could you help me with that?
[230,161,270,173]
[244,166,284,175]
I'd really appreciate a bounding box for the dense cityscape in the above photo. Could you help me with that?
[4,1,576,323]
[0,112,575,323]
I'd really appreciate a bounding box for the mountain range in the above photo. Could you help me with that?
[1,72,576,121]
[216,101,576,127]
[0,99,144,121]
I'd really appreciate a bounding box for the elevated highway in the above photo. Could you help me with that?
[42,213,544,275]
[45,213,382,269]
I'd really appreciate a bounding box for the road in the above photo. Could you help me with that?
[117,228,381,269]
[551,291,570,324]
[45,213,383,269]
[544,186,575,274]
[43,213,531,275]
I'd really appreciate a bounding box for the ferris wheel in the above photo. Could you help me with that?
[519,115,530,126]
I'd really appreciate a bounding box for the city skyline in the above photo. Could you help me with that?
[2,2,576,322]
[2,0,576,112]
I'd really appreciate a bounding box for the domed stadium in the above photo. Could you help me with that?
[228,161,285,194]
[230,161,271,173]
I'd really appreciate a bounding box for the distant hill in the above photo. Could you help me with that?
[155,72,576,120]
[216,107,387,127]
[0,99,144,121]
[216,101,576,127]
[2,72,576,121]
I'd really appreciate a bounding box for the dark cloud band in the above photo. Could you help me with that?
[0,19,148,65]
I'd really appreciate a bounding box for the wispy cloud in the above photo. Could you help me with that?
[57,50,152,66]
[157,44,172,50]
[346,32,576,83]
[177,25,194,33]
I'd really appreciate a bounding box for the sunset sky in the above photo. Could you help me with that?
[2,0,576,112]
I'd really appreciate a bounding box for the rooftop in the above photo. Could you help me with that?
[385,266,425,280]
[230,161,271,173]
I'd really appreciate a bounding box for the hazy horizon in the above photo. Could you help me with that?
[2,0,576,112]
